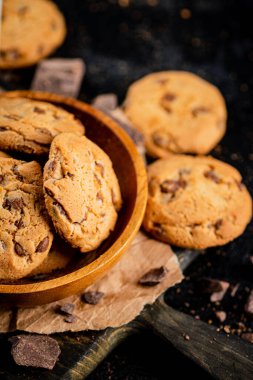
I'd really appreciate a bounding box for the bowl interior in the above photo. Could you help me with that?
[1,94,139,286]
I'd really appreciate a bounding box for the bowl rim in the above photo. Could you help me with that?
[0,91,147,294]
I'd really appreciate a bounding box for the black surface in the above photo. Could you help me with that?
[0,0,253,378]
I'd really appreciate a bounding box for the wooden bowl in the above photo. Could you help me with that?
[0,91,147,307]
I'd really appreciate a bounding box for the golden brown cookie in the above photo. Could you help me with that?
[124,71,227,157]
[0,158,53,280]
[0,97,85,155]
[143,155,252,249]
[0,0,66,69]
[44,133,122,252]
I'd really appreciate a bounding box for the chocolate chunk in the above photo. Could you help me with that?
[214,219,223,230]
[64,315,77,323]
[245,290,253,316]
[235,179,243,191]
[15,218,24,229]
[9,335,61,370]
[13,165,23,181]
[210,281,230,302]
[160,179,186,193]
[241,333,253,344]
[139,266,168,286]
[215,311,227,322]
[82,291,104,305]
[4,198,24,211]
[192,106,210,117]
[204,170,221,184]
[160,93,176,113]
[95,161,105,177]
[58,303,75,316]
[47,160,57,172]
[36,237,49,253]
[14,242,26,257]
[45,187,54,197]
[53,201,68,217]
[33,107,46,114]
[0,175,4,184]
[92,93,118,112]
[0,49,21,61]
[0,127,8,131]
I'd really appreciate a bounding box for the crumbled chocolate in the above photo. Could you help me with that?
[204,170,221,184]
[241,333,253,343]
[64,315,77,323]
[192,106,209,117]
[3,198,24,211]
[82,291,104,305]
[15,218,25,229]
[9,335,61,370]
[160,179,186,194]
[58,303,75,316]
[36,237,49,253]
[214,219,223,230]
[33,107,46,114]
[245,290,253,316]
[215,311,227,322]
[14,242,26,257]
[139,266,168,286]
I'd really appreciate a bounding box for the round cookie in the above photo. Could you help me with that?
[0,158,54,280]
[43,133,122,253]
[124,71,227,157]
[0,0,66,69]
[0,97,85,155]
[143,155,252,249]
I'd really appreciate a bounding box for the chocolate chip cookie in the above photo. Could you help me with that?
[124,71,227,157]
[0,97,85,154]
[44,133,122,252]
[0,0,66,69]
[143,155,252,249]
[0,158,53,280]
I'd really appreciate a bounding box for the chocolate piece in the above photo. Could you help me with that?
[36,237,49,253]
[160,93,176,112]
[245,290,253,316]
[64,315,77,323]
[210,281,229,302]
[9,335,61,370]
[3,198,24,211]
[82,291,104,305]
[59,303,75,315]
[31,59,85,98]
[139,266,168,286]
[241,333,253,344]
[0,175,4,183]
[204,170,221,184]
[14,243,26,257]
[160,179,186,194]
[214,219,223,230]
[33,107,46,114]
[196,278,228,294]
[215,311,227,322]
[192,106,209,117]
[92,93,118,112]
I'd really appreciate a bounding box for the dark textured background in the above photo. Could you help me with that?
[0,0,252,378]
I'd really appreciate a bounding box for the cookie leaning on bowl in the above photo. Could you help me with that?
[123,71,227,158]
[0,0,66,69]
[43,133,122,253]
[0,158,54,280]
[143,155,252,249]
[0,97,85,154]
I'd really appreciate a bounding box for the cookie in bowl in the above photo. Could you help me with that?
[143,155,252,249]
[44,133,122,253]
[124,71,227,157]
[0,158,53,280]
[0,97,85,154]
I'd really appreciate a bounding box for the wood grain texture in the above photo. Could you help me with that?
[0,91,147,307]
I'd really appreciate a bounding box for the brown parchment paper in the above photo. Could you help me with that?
[0,232,183,334]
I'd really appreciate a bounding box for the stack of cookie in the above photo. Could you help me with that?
[123,71,252,249]
[0,97,122,280]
